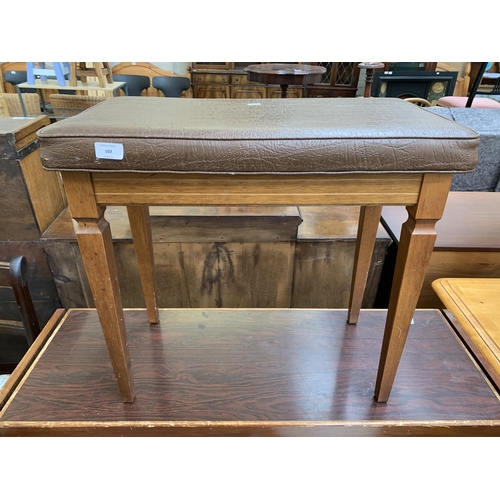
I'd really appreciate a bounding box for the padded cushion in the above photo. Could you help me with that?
[38,97,479,174]
[437,96,500,109]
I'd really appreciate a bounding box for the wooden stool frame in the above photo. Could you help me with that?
[60,170,453,404]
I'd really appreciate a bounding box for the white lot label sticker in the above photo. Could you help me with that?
[95,142,124,160]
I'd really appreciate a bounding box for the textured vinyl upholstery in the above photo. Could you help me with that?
[38,97,479,175]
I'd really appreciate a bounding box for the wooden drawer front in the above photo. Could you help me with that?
[194,86,229,99]
[232,74,250,85]
[230,86,266,99]
[193,74,230,84]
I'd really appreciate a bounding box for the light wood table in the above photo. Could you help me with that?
[37,97,479,404]
[16,80,126,116]
[433,278,500,388]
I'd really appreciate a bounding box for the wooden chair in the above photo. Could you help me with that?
[404,97,432,107]
[49,94,106,119]
[0,93,41,116]
[69,63,113,88]
[0,256,40,373]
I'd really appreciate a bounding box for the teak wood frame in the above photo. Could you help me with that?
[60,170,453,403]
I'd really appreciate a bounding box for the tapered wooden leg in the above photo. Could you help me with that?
[127,206,159,323]
[62,172,134,402]
[374,174,453,402]
[348,205,383,324]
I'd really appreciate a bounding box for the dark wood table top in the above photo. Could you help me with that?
[245,63,326,75]
[2,308,500,436]
[245,63,326,87]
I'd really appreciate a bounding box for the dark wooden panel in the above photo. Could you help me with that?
[0,299,61,327]
[42,207,299,309]
[0,158,40,241]
[0,241,61,328]
[0,242,59,302]
[151,206,300,242]
[0,131,16,159]
[1,309,500,436]
[291,241,388,308]
[42,205,393,310]
[292,206,392,308]
[218,242,295,307]
[41,240,89,309]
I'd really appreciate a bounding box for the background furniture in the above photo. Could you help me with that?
[404,97,432,107]
[1,63,75,103]
[111,62,192,97]
[380,192,500,309]
[0,116,65,329]
[152,76,191,98]
[436,62,471,96]
[2,70,35,94]
[433,278,500,391]
[49,94,106,119]
[41,205,391,311]
[0,93,41,116]
[112,74,150,97]
[371,71,458,104]
[69,62,113,87]
[27,62,71,86]
[192,62,309,98]
[16,80,125,117]
[0,256,40,373]
[358,62,385,97]
[245,64,326,98]
[428,107,500,191]
[304,62,361,98]
[437,62,500,108]
[0,97,8,116]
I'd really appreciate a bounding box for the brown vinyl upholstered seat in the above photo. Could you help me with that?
[38,97,478,175]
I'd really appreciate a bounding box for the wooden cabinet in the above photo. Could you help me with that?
[0,116,65,327]
[230,73,266,99]
[41,205,392,310]
[192,62,304,98]
[191,71,231,98]
[305,62,361,98]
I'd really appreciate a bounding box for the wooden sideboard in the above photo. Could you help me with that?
[191,62,368,99]
[191,62,303,99]
[192,62,321,99]
[0,116,65,328]
[41,205,391,310]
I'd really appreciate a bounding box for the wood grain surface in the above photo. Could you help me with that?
[1,308,499,437]
[433,278,500,389]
